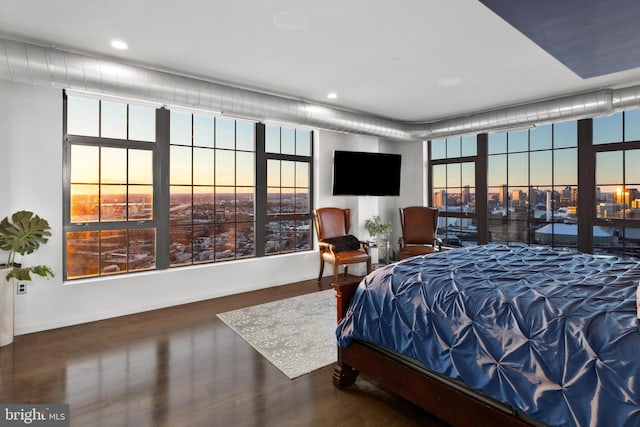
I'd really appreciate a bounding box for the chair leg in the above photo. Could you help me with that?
[333,264,339,284]
[366,258,372,274]
[318,257,325,282]
[343,265,349,278]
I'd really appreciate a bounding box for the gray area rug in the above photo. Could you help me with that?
[217,289,337,379]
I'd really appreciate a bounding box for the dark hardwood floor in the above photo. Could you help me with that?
[0,277,448,427]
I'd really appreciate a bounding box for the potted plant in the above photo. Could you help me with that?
[364,215,393,245]
[0,210,54,346]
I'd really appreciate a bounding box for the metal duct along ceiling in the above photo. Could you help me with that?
[2,37,640,140]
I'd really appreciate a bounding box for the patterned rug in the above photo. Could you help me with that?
[217,289,337,379]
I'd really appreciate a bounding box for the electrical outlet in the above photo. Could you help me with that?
[16,283,27,295]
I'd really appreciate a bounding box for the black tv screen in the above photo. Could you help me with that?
[332,150,401,196]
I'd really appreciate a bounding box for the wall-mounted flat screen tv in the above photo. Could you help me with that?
[332,150,401,196]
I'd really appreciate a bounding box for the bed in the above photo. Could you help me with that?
[333,244,640,427]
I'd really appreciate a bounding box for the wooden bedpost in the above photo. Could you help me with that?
[332,278,362,388]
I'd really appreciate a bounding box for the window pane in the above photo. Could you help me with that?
[296,130,311,156]
[70,145,99,183]
[267,159,280,186]
[170,146,192,185]
[281,161,295,187]
[170,187,192,224]
[488,132,507,154]
[215,188,235,223]
[461,162,475,187]
[128,186,153,220]
[192,224,215,263]
[101,229,127,274]
[101,147,127,184]
[70,184,99,223]
[170,225,192,266]
[596,185,624,219]
[282,128,295,155]
[508,130,528,152]
[237,189,255,220]
[431,139,446,160]
[216,117,235,149]
[462,187,475,213]
[295,219,312,251]
[128,228,156,271]
[101,185,126,221]
[67,96,99,137]
[171,111,192,146]
[101,101,127,139]
[129,149,153,184]
[295,188,309,213]
[193,115,214,148]
[236,152,254,186]
[625,109,640,142]
[236,121,255,151]
[267,188,281,215]
[530,124,552,150]
[193,187,214,223]
[554,148,576,185]
[215,150,235,185]
[216,222,237,260]
[128,105,156,142]
[530,151,552,186]
[236,222,255,258]
[266,126,280,153]
[488,154,507,187]
[432,164,446,188]
[447,163,461,187]
[593,112,622,144]
[626,150,640,184]
[596,151,623,185]
[193,148,215,185]
[446,137,461,158]
[433,190,447,210]
[296,162,309,187]
[461,135,477,157]
[66,231,100,278]
[265,221,281,253]
[554,120,577,148]
[508,152,528,186]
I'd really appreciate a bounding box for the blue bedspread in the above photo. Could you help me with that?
[336,244,640,427]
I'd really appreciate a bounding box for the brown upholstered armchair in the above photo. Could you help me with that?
[398,206,440,260]
[313,207,371,283]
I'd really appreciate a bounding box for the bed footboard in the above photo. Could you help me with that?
[332,279,537,427]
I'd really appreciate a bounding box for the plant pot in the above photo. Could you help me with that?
[0,267,14,347]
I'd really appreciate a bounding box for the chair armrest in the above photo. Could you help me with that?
[318,241,335,252]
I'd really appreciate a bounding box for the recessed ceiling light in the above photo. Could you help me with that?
[437,77,462,87]
[110,39,128,50]
[327,92,338,99]
[273,11,309,31]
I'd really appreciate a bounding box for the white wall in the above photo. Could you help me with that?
[0,79,427,335]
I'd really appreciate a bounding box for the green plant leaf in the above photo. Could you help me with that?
[0,210,51,257]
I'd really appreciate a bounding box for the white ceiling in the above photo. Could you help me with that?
[2,0,640,123]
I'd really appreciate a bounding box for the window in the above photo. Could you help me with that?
[430,135,477,247]
[593,109,640,256]
[487,122,577,247]
[64,95,157,278]
[429,111,640,257]
[264,125,313,254]
[64,93,314,280]
[169,112,256,265]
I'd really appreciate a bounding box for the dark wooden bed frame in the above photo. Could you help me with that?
[332,279,540,427]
